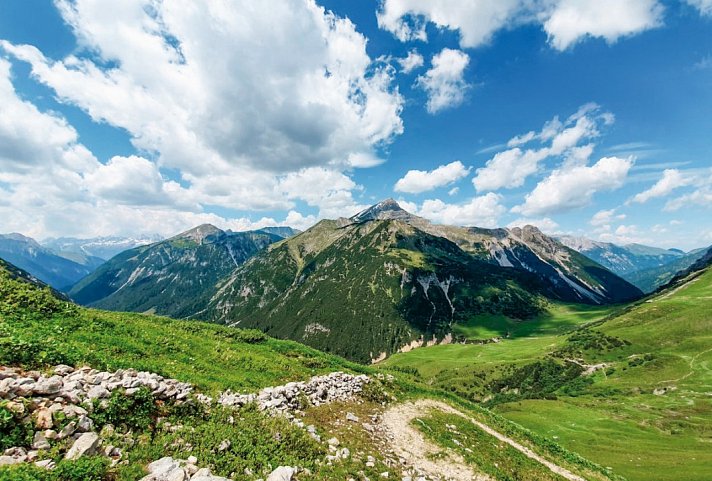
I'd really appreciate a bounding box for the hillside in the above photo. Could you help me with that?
[68,225,283,319]
[205,200,641,363]
[0,233,100,290]
[0,257,620,481]
[383,246,712,481]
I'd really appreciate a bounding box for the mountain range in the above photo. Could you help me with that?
[64,199,641,362]
[0,233,164,290]
[558,236,709,292]
[0,233,101,290]
[68,225,295,318]
[42,234,163,262]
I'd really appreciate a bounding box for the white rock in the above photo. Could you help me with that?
[267,466,296,481]
[65,432,100,460]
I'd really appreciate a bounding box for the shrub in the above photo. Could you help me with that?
[0,402,34,451]
[92,387,157,431]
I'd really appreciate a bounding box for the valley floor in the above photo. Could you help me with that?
[381,272,712,481]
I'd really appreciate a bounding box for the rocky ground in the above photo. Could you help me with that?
[0,364,369,480]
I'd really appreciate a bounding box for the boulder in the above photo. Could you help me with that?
[65,432,100,460]
[267,466,296,481]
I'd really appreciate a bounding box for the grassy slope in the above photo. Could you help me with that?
[0,260,618,481]
[383,269,712,481]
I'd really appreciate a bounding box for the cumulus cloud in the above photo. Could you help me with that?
[665,186,712,211]
[543,0,664,50]
[686,0,712,16]
[377,0,521,48]
[377,0,663,50]
[598,224,648,245]
[397,49,424,73]
[631,169,691,203]
[394,160,470,194]
[416,48,470,114]
[0,0,406,237]
[590,209,626,227]
[513,156,634,216]
[416,194,506,226]
[473,104,609,191]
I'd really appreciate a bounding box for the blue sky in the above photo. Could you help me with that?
[0,0,711,249]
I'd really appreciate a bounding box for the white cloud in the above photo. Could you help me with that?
[631,168,691,203]
[598,224,648,245]
[448,187,459,196]
[278,167,367,218]
[394,160,470,194]
[508,217,560,233]
[473,104,609,191]
[377,0,521,48]
[544,0,664,50]
[513,156,634,216]
[416,194,506,227]
[377,0,663,50]
[686,0,712,16]
[416,48,470,114]
[0,0,406,237]
[397,49,424,73]
[590,209,626,227]
[85,155,192,208]
[665,186,712,211]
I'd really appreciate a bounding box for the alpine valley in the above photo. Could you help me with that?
[69,200,643,363]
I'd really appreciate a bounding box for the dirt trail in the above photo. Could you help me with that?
[381,399,588,481]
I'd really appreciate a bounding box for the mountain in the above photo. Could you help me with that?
[557,236,685,275]
[0,233,99,290]
[204,200,642,363]
[624,247,709,293]
[68,224,283,318]
[257,226,301,238]
[0,252,618,481]
[42,234,162,261]
[558,235,709,292]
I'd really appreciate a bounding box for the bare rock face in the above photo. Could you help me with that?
[65,432,100,460]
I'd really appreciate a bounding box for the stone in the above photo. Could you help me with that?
[35,408,53,429]
[58,421,77,439]
[346,412,359,422]
[87,385,110,400]
[33,376,63,395]
[187,455,198,464]
[0,455,24,466]
[35,459,57,469]
[147,456,179,475]
[267,466,296,481]
[33,431,51,450]
[77,414,94,432]
[65,432,100,460]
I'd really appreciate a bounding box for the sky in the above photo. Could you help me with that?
[0,0,711,250]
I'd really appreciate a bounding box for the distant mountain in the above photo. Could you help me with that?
[557,236,684,275]
[68,225,283,318]
[42,235,162,261]
[0,233,99,290]
[558,236,708,292]
[257,226,301,239]
[204,200,642,362]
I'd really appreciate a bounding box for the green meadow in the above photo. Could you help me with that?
[382,268,712,481]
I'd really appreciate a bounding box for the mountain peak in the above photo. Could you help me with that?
[351,198,414,223]
[173,224,223,243]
